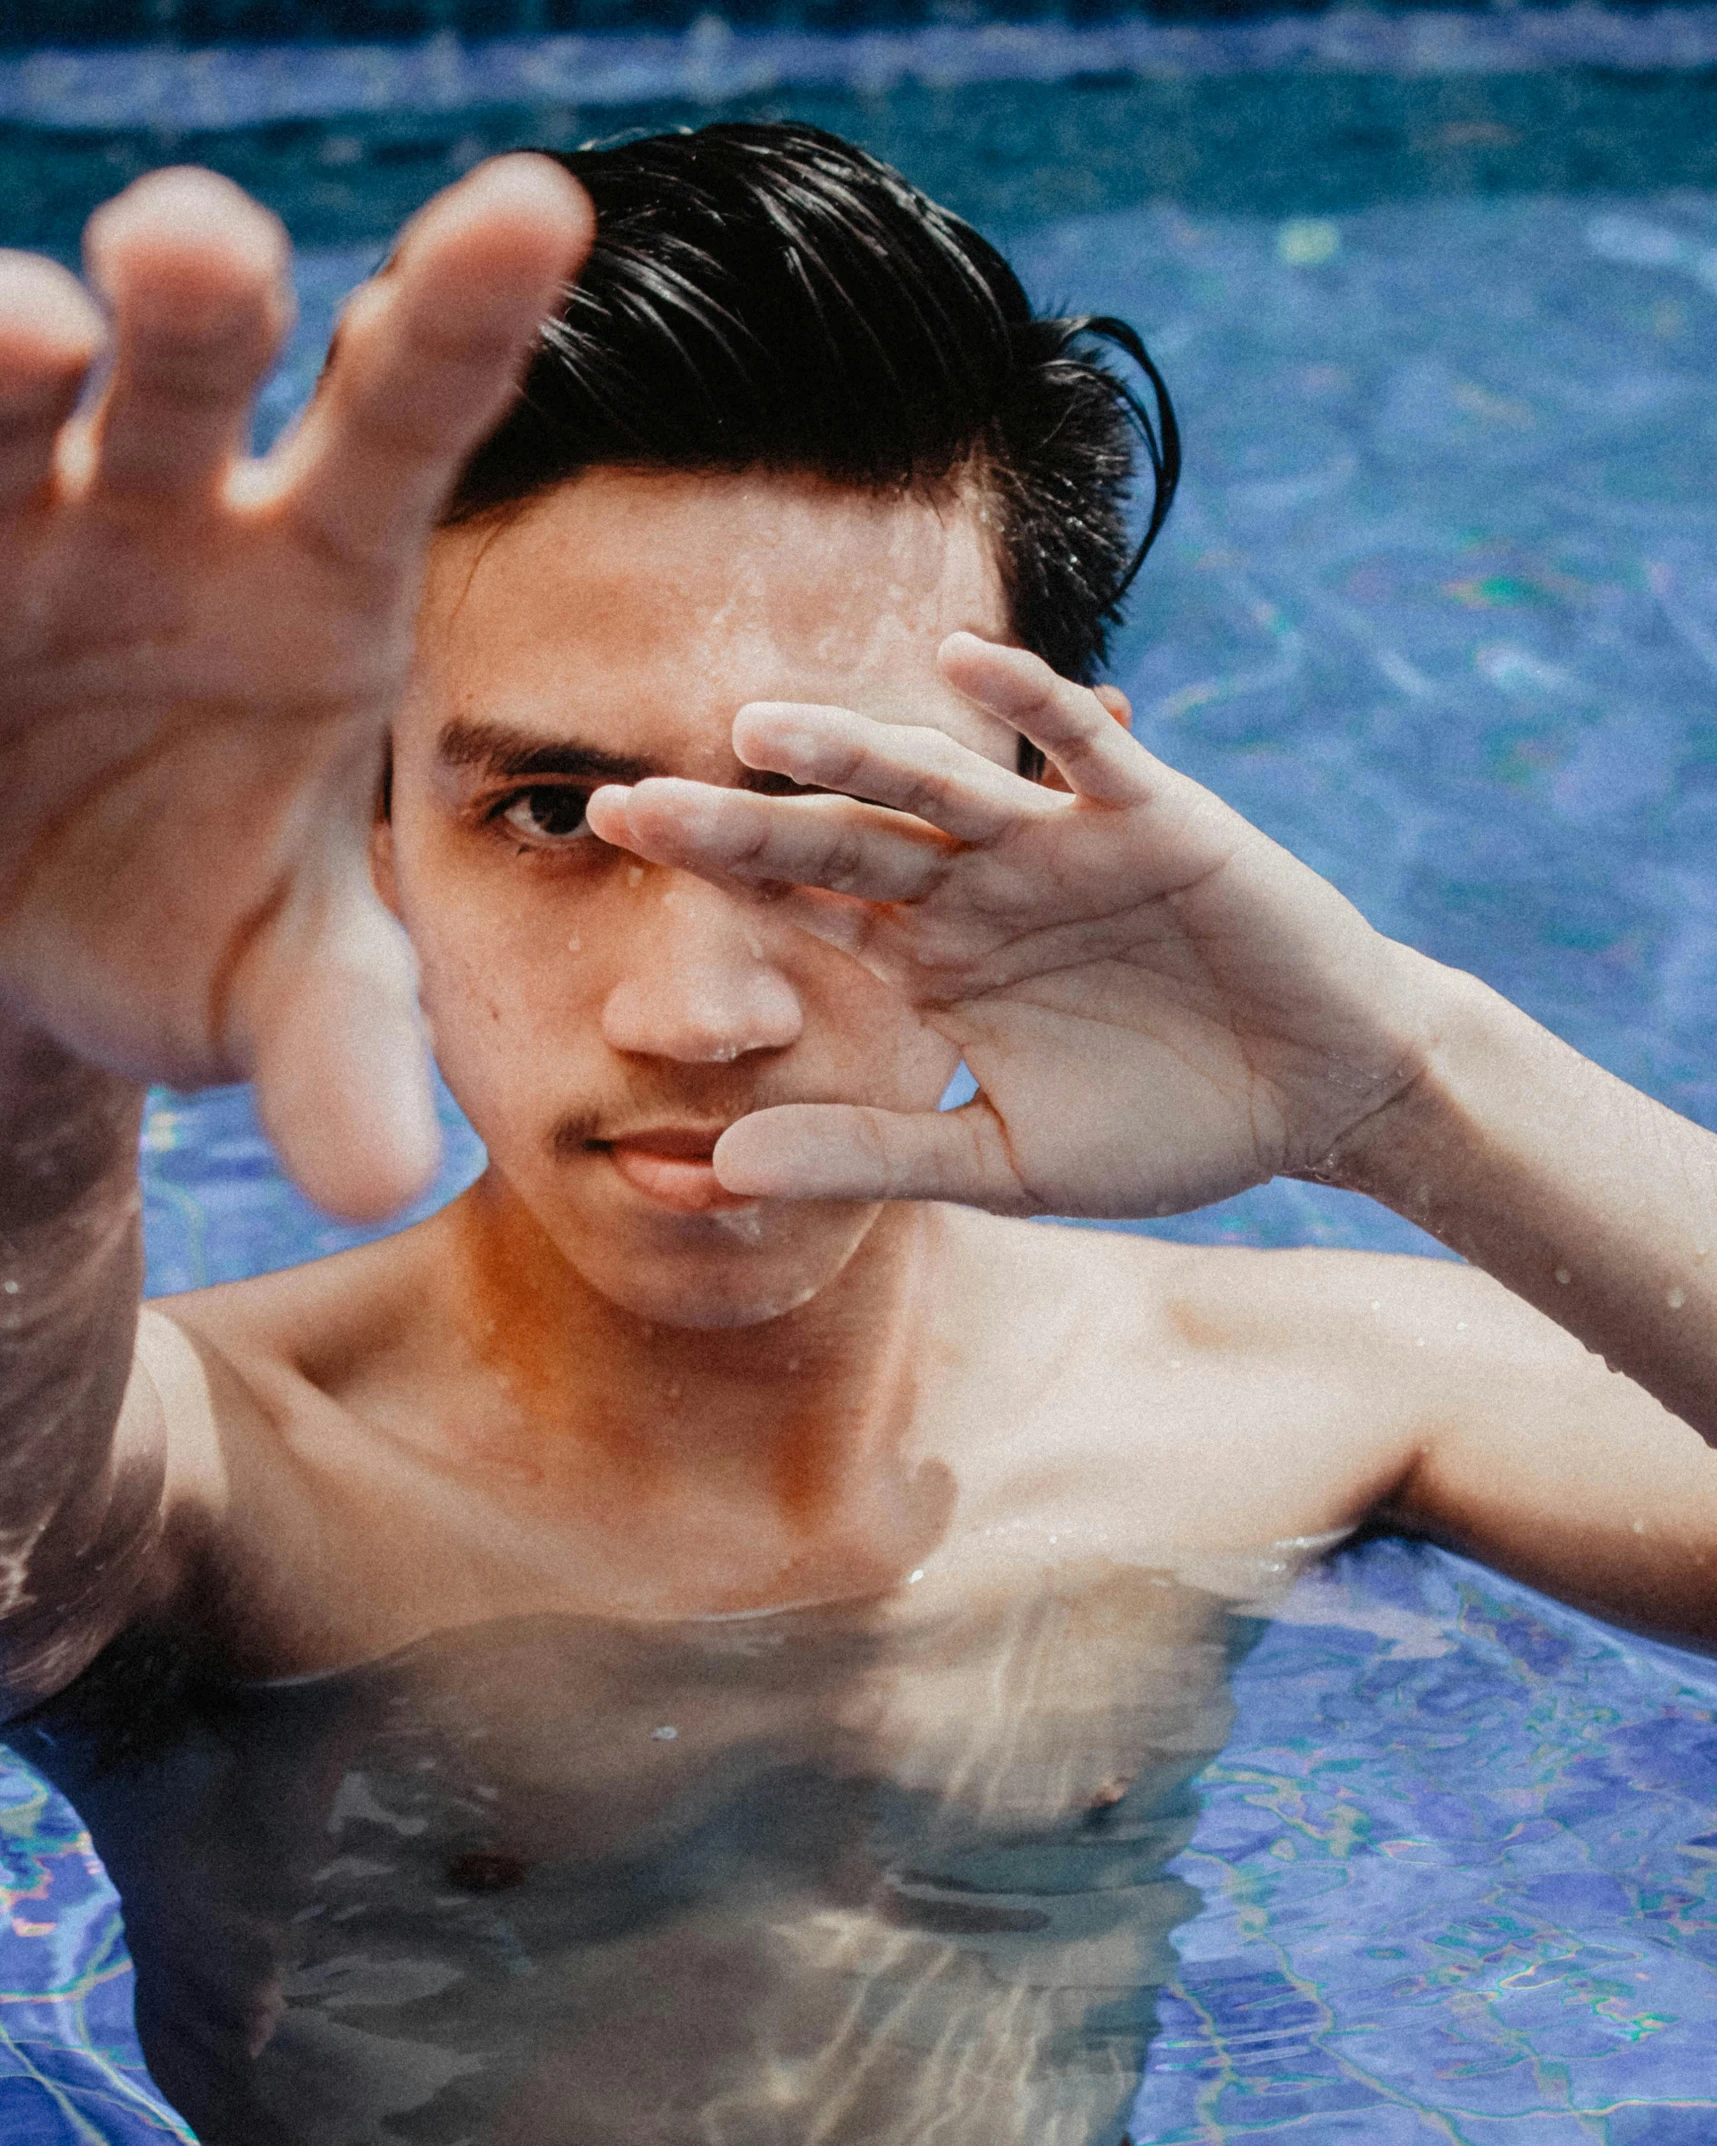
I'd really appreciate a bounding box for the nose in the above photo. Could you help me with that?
[599,871,804,1064]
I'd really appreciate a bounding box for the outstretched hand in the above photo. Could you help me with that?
[0,157,592,1216]
[586,636,1443,1217]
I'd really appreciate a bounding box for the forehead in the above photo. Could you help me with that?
[406,468,1016,775]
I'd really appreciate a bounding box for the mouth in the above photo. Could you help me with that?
[592,1126,760,1214]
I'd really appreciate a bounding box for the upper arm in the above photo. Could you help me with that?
[1373,1265,1717,1650]
[0,1309,235,1719]
[133,1307,231,1527]
[0,1317,168,1715]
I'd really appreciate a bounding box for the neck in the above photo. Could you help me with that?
[437,1171,956,1606]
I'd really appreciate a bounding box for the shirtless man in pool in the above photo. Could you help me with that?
[2,123,1716,2146]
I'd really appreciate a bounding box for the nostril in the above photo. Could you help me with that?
[599,970,803,1063]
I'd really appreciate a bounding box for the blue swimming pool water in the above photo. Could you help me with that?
[5,16,1717,2140]
[5,1535,1715,2143]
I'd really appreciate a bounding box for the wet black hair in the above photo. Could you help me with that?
[448,122,1176,778]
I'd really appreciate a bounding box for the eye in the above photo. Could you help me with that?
[494,786,592,847]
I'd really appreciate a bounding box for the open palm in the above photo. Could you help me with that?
[0,158,590,1215]
[587,635,1440,1218]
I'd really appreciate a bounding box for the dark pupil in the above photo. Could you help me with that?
[525,788,587,838]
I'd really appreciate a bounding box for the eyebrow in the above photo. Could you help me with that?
[434,715,827,797]
[436,718,659,787]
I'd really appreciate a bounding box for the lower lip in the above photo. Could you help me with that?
[605,1146,760,1214]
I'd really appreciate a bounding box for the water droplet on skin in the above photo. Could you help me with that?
[566,935,581,954]
[1667,1287,1687,1310]
[1632,1518,1647,1535]
[1456,1322,1468,1332]
[1554,1267,1572,1286]
[711,1203,765,1244]
[907,1569,925,1585]
[785,1357,800,1373]
[1369,1300,1381,1312]
[665,1381,682,1401]
[627,865,644,887]
[651,1725,678,1741]
[1696,1246,1710,1261]
[745,935,763,959]
[1414,1337,1426,1347]
[1,1281,16,1296]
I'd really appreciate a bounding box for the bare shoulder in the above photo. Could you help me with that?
[1149,1232,1617,1383]
[943,1206,1594,1381]
[153,1214,444,1396]
[126,1217,462,1672]
[138,1216,451,1545]
[937,1210,1646,1496]
[931,1208,1184,1362]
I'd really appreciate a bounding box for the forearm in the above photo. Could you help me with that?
[0,1011,154,1671]
[1319,959,1717,1445]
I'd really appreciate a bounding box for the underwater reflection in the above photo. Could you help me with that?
[15,1546,1330,2146]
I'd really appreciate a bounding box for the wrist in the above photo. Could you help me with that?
[1309,958,1531,1230]
[1307,952,1717,1443]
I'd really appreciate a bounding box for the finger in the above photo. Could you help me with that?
[584,785,893,961]
[713,1100,1036,1212]
[731,701,1047,844]
[588,778,958,903]
[939,634,1146,805]
[84,168,293,502]
[279,155,594,561]
[233,857,439,1220]
[0,251,103,511]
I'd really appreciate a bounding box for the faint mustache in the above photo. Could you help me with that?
[547,1084,799,1164]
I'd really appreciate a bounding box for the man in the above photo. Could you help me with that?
[0,122,1714,2146]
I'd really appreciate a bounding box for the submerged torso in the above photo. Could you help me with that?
[17,1556,1305,2146]
[21,1206,1423,2143]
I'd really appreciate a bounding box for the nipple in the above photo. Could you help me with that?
[443,1851,530,1893]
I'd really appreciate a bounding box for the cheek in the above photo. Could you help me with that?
[392,850,606,1098]
[406,889,515,1037]
[803,959,962,1108]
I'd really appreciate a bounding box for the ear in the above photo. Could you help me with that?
[370,812,401,920]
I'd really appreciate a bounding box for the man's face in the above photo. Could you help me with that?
[378,468,1016,1329]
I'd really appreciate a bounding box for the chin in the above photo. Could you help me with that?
[579,1250,837,1330]
[567,1210,880,1332]
[600,1269,830,1331]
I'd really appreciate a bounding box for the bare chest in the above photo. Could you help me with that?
[206,1316,1402,1691]
[37,1562,1260,2145]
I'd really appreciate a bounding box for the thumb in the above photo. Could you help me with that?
[232,856,440,1220]
[713,1100,1038,1213]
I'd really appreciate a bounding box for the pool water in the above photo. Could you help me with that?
[6,18,1717,2141]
